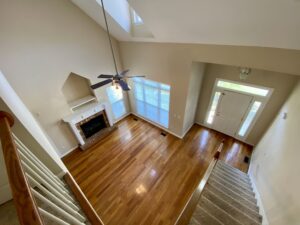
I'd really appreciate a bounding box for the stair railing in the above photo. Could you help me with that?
[0,111,104,225]
[175,139,225,225]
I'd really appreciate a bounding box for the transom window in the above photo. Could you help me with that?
[217,80,269,97]
[132,78,170,128]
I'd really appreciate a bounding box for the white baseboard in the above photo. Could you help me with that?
[249,174,269,225]
[130,113,183,139]
[181,123,194,139]
[113,112,131,124]
[0,183,12,204]
[60,145,78,158]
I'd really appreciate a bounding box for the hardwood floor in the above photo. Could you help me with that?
[63,115,252,225]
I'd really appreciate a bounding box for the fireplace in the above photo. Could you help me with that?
[77,111,109,140]
[80,114,107,139]
[63,102,115,150]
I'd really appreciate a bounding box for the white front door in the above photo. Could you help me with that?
[212,90,253,137]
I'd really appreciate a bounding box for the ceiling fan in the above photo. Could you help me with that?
[91,0,145,91]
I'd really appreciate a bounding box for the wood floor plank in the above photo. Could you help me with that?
[63,115,252,225]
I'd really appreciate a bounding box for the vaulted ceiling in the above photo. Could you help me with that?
[72,0,300,50]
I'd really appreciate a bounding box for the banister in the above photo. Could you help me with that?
[64,172,105,225]
[0,111,44,225]
[175,139,225,225]
[213,139,225,159]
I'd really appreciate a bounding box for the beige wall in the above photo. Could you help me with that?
[120,42,300,137]
[0,0,128,156]
[249,81,300,225]
[183,62,206,134]
[62,73,93,103]
[195,64,298,145]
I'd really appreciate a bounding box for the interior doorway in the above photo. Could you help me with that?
[205,79,273,141]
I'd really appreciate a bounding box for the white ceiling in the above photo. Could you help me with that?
[72,0,300,50]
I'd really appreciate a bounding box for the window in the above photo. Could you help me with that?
[238,101,262,136]
[207,92,221,124]
[106,86,126,120]
[217,80,269,96]
[133,78,170,128]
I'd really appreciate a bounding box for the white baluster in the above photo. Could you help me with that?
[32,189,85,225]
[27,174,85,221]
[39,208,71,225]
[18,150,70,198]
[22,161,78,208]
[13,133,66,186]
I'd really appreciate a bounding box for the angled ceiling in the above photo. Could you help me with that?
[72,0,300,50]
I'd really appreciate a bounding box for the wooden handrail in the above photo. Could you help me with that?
[0,111,44,225]
[213,139,225,159]
[64,172,105,225]
[175,140,225,225]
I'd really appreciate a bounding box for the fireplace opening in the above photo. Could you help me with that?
[80,114,107,139]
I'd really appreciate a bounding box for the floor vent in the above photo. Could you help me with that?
[244,156,250,163]
[160,132,167,136]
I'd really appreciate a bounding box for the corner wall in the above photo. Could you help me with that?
[182,62,206,135]
[249,81,300,225]
[0,0,128,156]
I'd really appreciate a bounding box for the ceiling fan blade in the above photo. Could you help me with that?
[119,80,131,91]
[90,79,112,89]
[119,69,130,76]
[126,75,146,78]
[98,74,114,78]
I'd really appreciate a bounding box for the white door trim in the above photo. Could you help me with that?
[205,78,273,141]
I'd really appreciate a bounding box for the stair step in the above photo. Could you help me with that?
[203,188,261,225]
[213,168,252,188]
[215,166,251,184]
[208,178,258,206]
[209,175,256,200]
[205,183,261,219]
[211,172,254,194]
[200,196,242,225]
[217,161,249,177]
[189,205,223,225]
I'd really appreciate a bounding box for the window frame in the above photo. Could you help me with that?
[132,78,171,128]
[106,86,127,121]
[205,78,273,141]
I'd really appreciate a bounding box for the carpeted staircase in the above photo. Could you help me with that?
[189,160,262,225]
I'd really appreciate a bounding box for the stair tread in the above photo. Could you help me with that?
[208,180,259,212]
[217,161,249,177]
[203,189,261,225]
[190,205,223,225]
[200,196,242,225]
[213,169,252,187]
[205,183,262,221]
[215,166,251,183]
[210,173,254,196]
[208,176,257,202]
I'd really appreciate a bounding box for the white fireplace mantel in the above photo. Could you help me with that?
[63,102,113,146]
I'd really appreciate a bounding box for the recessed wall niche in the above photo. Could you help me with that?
[62,73,96,111]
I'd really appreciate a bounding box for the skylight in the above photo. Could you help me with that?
[132,9,143,25]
